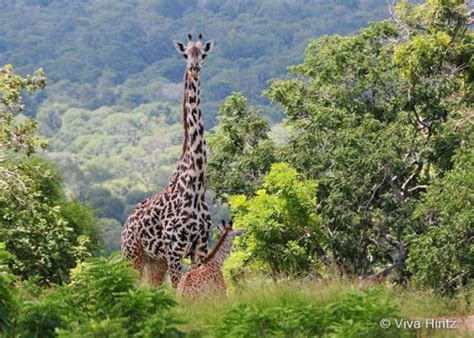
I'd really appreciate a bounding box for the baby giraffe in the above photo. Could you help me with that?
[177,220,245,299]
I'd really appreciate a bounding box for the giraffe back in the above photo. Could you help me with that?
[177,222,245,299]
[177,262,227,299]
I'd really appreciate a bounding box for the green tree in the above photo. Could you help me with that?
[0,65,100,283]
[0,243,17,336]
[208,93,277,202]
[265,0,472,284]
[229,163,324,277]
[407,146,473,294]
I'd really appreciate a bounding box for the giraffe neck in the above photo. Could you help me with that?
[204,230,233,268]
[179,71,206,179]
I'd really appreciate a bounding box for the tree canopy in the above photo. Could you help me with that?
[0,65,101,283]
[263,0,472,291]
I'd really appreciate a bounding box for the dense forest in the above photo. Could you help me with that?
[1,0,390,115]
[1,0,473,337]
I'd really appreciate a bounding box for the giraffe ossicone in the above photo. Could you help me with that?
[177,220,246,299]
[121,34,214,288]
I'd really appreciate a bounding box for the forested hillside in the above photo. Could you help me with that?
[0,0,389,117]
[0,0,392,244]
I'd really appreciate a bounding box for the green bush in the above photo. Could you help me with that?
[0,243,18,336]
[14,254,182,337]
[325,288,403,337]
[407,147,474,295]
[17,296,70,338]
[57,318,128,338]
[229,162,324,277]
[207,93,277,202]
[138,316,184,338]
[215,303,281,338]
[214,287,408,337]
[1,66,100,284]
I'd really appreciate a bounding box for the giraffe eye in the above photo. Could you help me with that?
[202,54,206,60]
[183,54,188,59]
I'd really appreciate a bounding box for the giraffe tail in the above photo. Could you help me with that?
[121,223,143,270]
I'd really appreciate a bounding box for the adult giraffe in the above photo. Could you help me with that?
[121,33,214,288]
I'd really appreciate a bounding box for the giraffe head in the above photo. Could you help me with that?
[174,33,214,79]
[217,220,246,238]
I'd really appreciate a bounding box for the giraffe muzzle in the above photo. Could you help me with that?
[188,67,200,79]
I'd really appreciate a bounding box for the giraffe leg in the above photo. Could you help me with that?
[140,255,168,288]
[167,252,183,289]
[148,259,168,288]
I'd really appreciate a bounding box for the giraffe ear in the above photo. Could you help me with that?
[173,40,186,54]
[203,40,214,54]
[217,220,225,234]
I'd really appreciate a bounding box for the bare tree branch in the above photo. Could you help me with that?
[407,185,428,193]
[401,159,423,195]
[359,234,407,286]
[363,165,387,210]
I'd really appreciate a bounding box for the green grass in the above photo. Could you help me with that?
[395,286,473,319]
[175,278,349,330]
[172,278,473,337]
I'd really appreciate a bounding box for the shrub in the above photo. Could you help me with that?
[407,148,473,295]
[57,318,128,338]
[138,316,185,338]
[214,287,408,337]
[326,288,404,337]
[15,254,182,337]
[0,243,18,336]
[215,303,282,338]
[207,93,277,201]
[17,296,70,338]
[229,162,324,277]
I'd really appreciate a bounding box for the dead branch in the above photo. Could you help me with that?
[363,165,388,210]
[359,234,407,286]
[401,159,423,195]
[407,185,428,193]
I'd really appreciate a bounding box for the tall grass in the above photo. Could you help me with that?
[173,278,473,337]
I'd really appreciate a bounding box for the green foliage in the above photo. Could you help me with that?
[208,93,277,201]
[0,155,95,284]
[57,318,129,338]
[0,243,18,336]
[214,287,407,337]
[0,1,390,116]
[0,65,47,155]
[65,254,180,337]
[407,147,474,294]
[15,254,182,337]
[45,103,182,225]
[0,65,100,283]
[0,65,47,189]
[60,199,103,254]
[229,163,324,276]
[18,295,69,338]
[265,0,473,283]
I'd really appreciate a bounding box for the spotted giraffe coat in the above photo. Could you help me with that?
[177,221,244,299]
[121,42,212,288]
